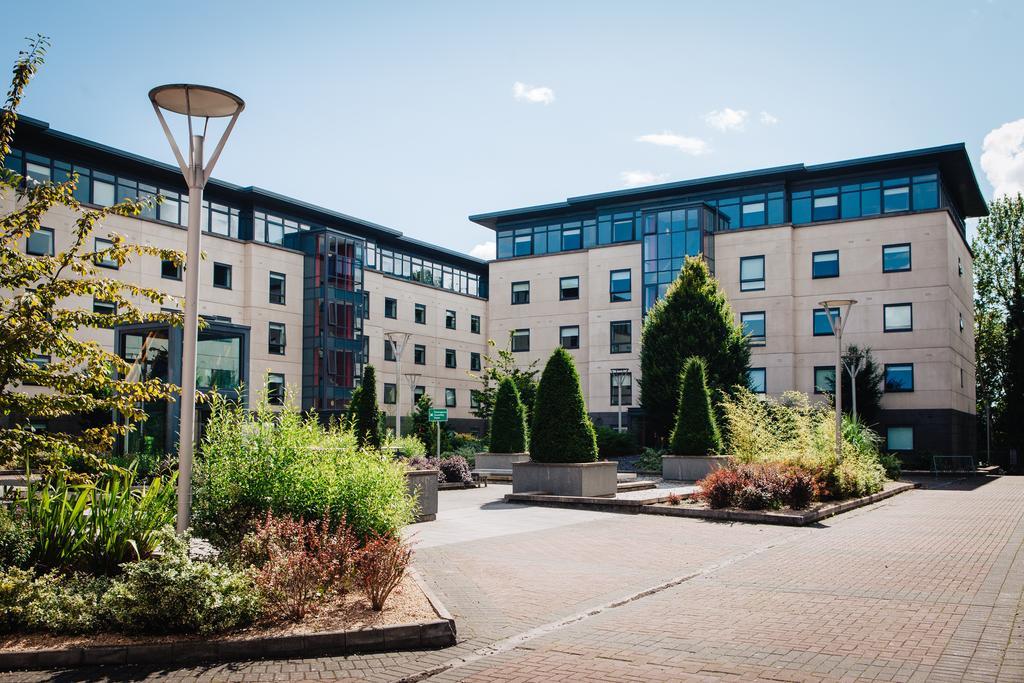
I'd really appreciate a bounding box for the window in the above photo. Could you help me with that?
[959,312,965,334]
[470,351,481,371]
[414,303,426,324]
[511,281,530,305]
[958,256,963,278]
[511,329,530,352]
[445,387,457,407]
[470,390,481,409]
[559,325,580,350]
[612,219,633,243]
[381,297,397,319]
[884,364,914,392]
[269,272,286,305]
[740,256,765,291]
[384,383,397,404]
[610,320,632,354]
[445,348,457,368]
[267,373,285,406]
[413,385,426,403]
[884,303,913,332]
[445,309,457,330]
[414,344,426,365]
[161,259,182,280]
[560,276,580,301]
[812,250,839,279]
[268,322,286,355]
[813,308,840,336]
[741,311,766,345]
[94,238,118,269]
[213,262,232,289]
[886,426,914,452]
[93,299,116,327]
[362,291,370,319]
[748,368,767,394]
[610,372,633,406]
[562,228,582,251]
[513,234,532,257]
[384,339,396,362]
[883,183,910,213]
[26,228,54,256]
[609,269,631,302]
[882,244,911,273]
[812,192,839,221]
[814,366,835,394]
[31,354,50,367]
[471,314,481,334]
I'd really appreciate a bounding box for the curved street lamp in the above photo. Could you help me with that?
[150,84,244,533]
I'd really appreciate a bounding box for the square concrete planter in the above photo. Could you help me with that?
[474,452,530,471]
[662,455,730,482]
[405,469,439,522]
[512,461,618,497]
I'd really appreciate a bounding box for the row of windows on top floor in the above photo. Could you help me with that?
[6,149,485,298]
[494,172,946,260]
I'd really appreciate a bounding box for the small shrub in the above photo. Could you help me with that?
[698,467,743,509]
[594,425,638,458]
[834,456,886,498]
[358,534,412,611]
[102,528,262,635]
[490,377,528,453]
[407,456,439,471]
[736,483,779,511]
[669,357,722,456]
[635,447,664,473]
[878,451,902,480]
[667,492,682,506]
[0,506,33,569]
[780,467,818,510]
[699,463,822,511]
[242,511,358,621]
[529,348,598,464]
[386,435,426,459]
[24,572,110,634]
[0,567,35,633]
[438,455,473,485]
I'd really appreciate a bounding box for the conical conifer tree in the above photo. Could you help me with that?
[669,357,722,455]
[529,348,598,463]
[490,377,528,453]
[355,365,382,449]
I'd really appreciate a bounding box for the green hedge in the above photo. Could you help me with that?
[669,357,722,455]
[490,377,528,453]
[529,349,598,463]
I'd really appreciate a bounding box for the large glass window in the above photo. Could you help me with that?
[511,328,530,352]
[26,228,54,256]
[886,426,914,451]
[609,269,631,302]
[813,308,840,336]
[268,322,286,355]
[511,281,530,305]
[741,311,766,345]
[814,366,835,394]
[883,244,911,272]
[884,364,915,392]
[884,303,913,332]
[610,321,632,353]
[740,256,765,291]
[560,325,580,350]
[560,276,580,300]
[197,334,241,390]
[812,250,839,278]
[748,368,766,394]
[269,272,286,305]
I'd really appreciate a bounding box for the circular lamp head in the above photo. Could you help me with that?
[818,299,857,308]
[149,84,244,118]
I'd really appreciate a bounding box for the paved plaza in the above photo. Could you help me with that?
[11,475,1024,682]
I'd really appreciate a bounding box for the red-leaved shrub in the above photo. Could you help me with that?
[241,510,358,621]
[698,467,745,508]
[667,492,682,506]
[358,534,412,611]
[698,463,822,510]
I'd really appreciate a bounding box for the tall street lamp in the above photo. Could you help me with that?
[384,332,411,438]
[820,299,856,463]
[150,84,244,534]
[610,368,630,434]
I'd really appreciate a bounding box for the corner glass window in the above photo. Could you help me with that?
[883,244,911,272]
[886,426,914,451]
[913,174,938,210]
[813,308,840,336]
[740,256,765,291]
[609,269,631,302]
[741,311,766,345]
[26,228,54,256]
[884,364,914,392]
[748,368,766,394]
[559,325,580,350]
[884,304,913,332]
[511,281,530,305]
[511,328,530,352]
[791,191,811,224]
[610,320,632,353]
[560,276,580,300]
[812,250,839,279]
[814,366,835,394]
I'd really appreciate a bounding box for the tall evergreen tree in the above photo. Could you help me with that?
[529,348,597,463]
[640,256,750,445]
[354,365,382,449]
[669,357,722,455]
[490,377,527,453]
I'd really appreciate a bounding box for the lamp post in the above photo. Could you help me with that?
[842,352,866,422]
[610,368,630,433]
[820,299,856,463]
[150,84,244,534]
[404,371,422,423]
[384,332,411,438]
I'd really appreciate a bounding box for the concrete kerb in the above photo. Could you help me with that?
[0,566,457,672]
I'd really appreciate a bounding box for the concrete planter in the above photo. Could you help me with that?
[474,452,530,471]
[512,461,617,497]
[662,455,730,482]
[405,469,439,522]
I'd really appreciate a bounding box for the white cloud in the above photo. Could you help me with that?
[512,81,555,105]
[620,170,670,188]
[759,111,779,125]
[635,131,709,156]
[704,108,749,132]
[981,118,1024,198]
[469,240,496,260]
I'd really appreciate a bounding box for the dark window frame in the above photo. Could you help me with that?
[384,297,398,319]
[470,314,481,334]
[445,309,457,330]
[94,237,118,270]
[609,269,632,302]
[444,387,457,407]
[610,320,632,354]
[811,250,840,279]
[741,310,766,346]
[882,243,912,273]
[269,271,286,305]
[813,365,836,394]
[213,262,232,289]
[267,372,286,406]
[470,352,482,372]
[883,303,913,333]
[886,425,915,452]
[559,325,581,350]
[748,367,767,394]
[384,339,396,362]
[610,371,633,406]
[413,344,426,365]
[268,322,286,355]
[559,276,580,301]
[739,255,765,291]
[161,259,182,281]
[511,328,530,352]
[884,363,915,393]
[383,383,397,405]
[813,307,840,336]
[26,227,54,256]
[511,281,530,305]
[414,303,426,325]
[445,348,457,369]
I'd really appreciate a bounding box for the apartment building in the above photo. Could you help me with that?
[6,115,985,457]
[470,145,985,457]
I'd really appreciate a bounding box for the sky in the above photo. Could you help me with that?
[3,1,1022,259]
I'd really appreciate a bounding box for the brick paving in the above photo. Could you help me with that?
[6,476,1024,682]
